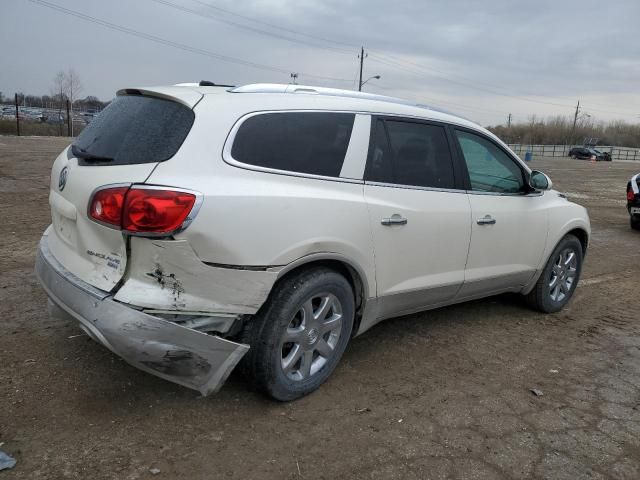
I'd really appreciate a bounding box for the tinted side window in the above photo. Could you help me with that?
[231,112,355,177]
[366,119,393,183]
[455,130,525,194]
[366,119,455,189]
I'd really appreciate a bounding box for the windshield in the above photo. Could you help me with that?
[73,95,195,165]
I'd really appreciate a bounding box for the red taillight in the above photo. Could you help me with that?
[628,189,635,201]
[122,189,196,233]
[89,186,197,234]
[89,186,128,227]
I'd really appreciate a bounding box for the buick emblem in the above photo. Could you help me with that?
[58,166,68,191]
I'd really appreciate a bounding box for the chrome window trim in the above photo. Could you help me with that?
[222,110,364,184]
[222,109,487,184]
[465,190,543,197]
[364,180,466,195]
[364,181,544,197]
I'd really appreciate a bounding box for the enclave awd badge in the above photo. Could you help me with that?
[58,166,68,191]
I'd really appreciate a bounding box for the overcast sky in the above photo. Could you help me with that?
[1,0,639,126]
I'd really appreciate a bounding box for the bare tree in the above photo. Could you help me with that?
[51,71,67,136]
[64,68,82,136]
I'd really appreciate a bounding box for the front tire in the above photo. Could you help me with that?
[240,267,355,401]
[525,234,583,313]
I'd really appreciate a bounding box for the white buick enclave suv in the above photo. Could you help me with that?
[36,82,590,400]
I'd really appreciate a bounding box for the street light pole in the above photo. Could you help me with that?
[358,46,364,91]
[360,75,381,89]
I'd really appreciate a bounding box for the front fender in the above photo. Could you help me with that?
[522,197,590,294]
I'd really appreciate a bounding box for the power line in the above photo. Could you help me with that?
[154,1,637,118]
[26,0,353,84]
[148,0,354,55]
[368,51,639,117]
[368,52,575,108]
[190,0,359,50]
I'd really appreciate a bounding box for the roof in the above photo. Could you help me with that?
[121,81,488,135]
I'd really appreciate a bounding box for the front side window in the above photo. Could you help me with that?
[366,119,455,189]
[230,112,355,177]
[455,130,525,194]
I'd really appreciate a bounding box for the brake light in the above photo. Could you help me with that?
[628,189,635,201]
[89,186,128,227]
[88,186,197,234]
[122,189,196,233]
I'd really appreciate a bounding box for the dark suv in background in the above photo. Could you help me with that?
[568,147,612,161]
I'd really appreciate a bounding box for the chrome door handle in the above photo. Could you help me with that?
[381,214,408,226]
[477,215,496,225]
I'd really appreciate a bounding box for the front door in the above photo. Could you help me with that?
[364,118,472,319]
[452,129,548,298]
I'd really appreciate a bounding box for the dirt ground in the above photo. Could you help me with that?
[1,136,639,480]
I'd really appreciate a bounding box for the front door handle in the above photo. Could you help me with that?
[381,214,408,226]
[476,215,496,225]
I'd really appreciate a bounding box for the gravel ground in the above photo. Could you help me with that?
[1,136,639,480]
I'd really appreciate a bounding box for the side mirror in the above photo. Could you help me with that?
[530,170,552,191]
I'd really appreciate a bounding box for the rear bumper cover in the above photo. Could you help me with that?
[35,234,249,396]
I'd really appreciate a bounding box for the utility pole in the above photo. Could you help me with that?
[507,113,512,128]
[66,99,71,137]
[14,93,20,136]
[358,46,364,91]
[571,100,580,144]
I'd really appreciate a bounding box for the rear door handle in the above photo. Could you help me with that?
[381,214,408,226]
[476,215,496,225]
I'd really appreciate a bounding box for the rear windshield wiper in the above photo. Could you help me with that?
[71,144,114,162]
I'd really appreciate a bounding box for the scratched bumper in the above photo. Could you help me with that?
[35,234,249,396]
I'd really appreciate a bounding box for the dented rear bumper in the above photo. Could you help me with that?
[35,234,249,396]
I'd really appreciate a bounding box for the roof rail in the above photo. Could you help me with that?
[227,83,461,118]
[198,80,236,87]
[172,81,236,87]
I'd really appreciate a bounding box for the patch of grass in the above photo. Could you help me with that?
[0,119,85,136]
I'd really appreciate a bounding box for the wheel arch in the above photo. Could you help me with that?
[567,227,589,257]
[521,226,589,295]
[276,253,370,337]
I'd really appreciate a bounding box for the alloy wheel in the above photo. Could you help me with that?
[549,248,578,302]
[280,293,343,381]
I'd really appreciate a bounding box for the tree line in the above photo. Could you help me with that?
[1,69,109,114]
[488,115,640,148]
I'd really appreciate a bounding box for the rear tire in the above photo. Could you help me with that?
[631,216,640,231]
[525,234,583,313]
[240,267,354,401]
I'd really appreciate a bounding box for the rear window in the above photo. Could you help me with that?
[72,95,194,165]
[230,112,355,177]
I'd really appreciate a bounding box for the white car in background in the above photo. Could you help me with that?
[36,82,591,400]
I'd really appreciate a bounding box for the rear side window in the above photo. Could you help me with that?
[73,95,195,165]
[366,119,455,189]
[230,112,355,177]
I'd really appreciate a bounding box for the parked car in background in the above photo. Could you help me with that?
[592,148,612,161]
[35,82,591,401]
[627,173,640,230]
[568,146,611,161]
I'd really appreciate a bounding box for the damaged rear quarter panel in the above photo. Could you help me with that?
[113,237,279,314]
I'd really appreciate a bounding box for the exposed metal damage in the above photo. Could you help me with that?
[113,237,280,314]
[36,235,251,396]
